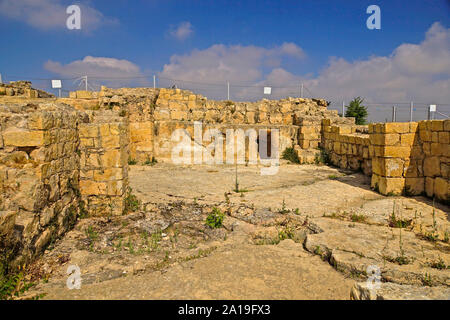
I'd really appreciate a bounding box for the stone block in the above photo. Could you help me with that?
[434,177,448,201]
[405,177,424,195]
[3,129,47,147]
[431,120,444,131]
[378,176,405,195]
[423,157,441,177]
[382,122,410,134]
[80,180,107,195]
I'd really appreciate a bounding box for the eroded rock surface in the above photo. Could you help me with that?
[21,165,449,300]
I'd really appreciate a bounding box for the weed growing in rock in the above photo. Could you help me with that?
[427,257,448,270]
[278,226,295,241]
[205,207,225,228]
[422,200,439,242]
[128,158,137,165]
[0,268,35,300]
[389,202,412,228]
[144,156,157,166]
[150,230,162,250]
[85,226,98,242]
[279,198,289,214]
[124,188,140,213]
[350,213,367,223]
[281,147,300,164]
[422,273,433,286]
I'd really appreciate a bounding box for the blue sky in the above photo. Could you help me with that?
[0,0,449,120]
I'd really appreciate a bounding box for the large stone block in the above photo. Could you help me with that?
[381,146,411,158]
[378,176,405,195]
[405,177,424,195]
[423,157,441,177]
[431,120,444,131]
[93,168,123,181]
[3,129,47,147]
[372,157,404,177]
[400,133,416,146]
[80,180,107,195]
[419,129,432,142]
[76,90,94,99]
[382,122,410,134]
[434,177,448,201]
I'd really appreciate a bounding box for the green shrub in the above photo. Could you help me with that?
[281,147,300,164]
[205,207,225,228]
[345,97,368,125]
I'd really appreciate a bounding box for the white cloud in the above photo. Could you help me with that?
[159,22,449,120]
[0,0,117,31]
[304,22,450,105]
[44,56,147,89]
[159,42,305,97]
[169,21,194,41]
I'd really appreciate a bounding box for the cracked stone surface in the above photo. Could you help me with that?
[23,164,449,300]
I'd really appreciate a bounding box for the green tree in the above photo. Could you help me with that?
[345,97,368,125]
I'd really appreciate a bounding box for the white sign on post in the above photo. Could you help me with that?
[51,80,62,89]
[263,87,271,95]
[429,104,436,112]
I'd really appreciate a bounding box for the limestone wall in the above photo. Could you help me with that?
[410,120,449,201]
[79,111,129,216]
[0,102,83,267]
[0,81,53,98]
[75,87,346,164]
[153,121,297,163]
[321,119,372,176]
[322,119,449,203]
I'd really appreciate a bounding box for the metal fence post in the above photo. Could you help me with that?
[392,106,397,122]
[227,81,230,100]
[300,83,303,98]
[342,101,345,117]
[409,101,413,122]
[153,75,156,89]
[0,73,3,84]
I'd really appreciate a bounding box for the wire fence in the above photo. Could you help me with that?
[1,72,449,124]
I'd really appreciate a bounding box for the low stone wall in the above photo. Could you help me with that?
[69,87,346,164]
[322,119,449,202]
[369,122,419,195]
[0,102,83,267]
[411,120,449,200]
[0,81,53,98]
[79,112,129,216]
[0,100,131,267]
[153,121,297,163]
[321,119,371,176]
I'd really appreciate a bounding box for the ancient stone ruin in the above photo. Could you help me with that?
[0,81,448,299]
